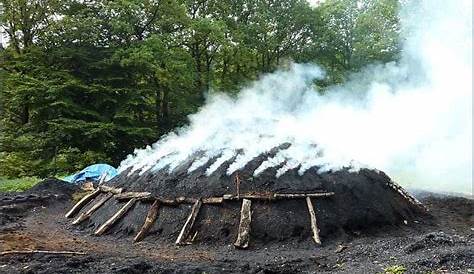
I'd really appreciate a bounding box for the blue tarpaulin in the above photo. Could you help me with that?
[64,164,118,184]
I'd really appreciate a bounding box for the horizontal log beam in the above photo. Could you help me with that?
[202,197,224,204]
[99,185,123,195]
[115,192,151,200]
[274,192,335,199]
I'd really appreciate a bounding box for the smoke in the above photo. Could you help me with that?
[119,0,472,194]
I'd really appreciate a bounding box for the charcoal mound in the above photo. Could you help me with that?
[73,150,426,246]
[27,178,79,198]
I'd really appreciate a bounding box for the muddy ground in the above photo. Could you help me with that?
[0,179,472,274]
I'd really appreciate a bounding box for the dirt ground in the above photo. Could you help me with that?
[0,180,472,274]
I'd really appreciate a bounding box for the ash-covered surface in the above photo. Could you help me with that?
[0,186,472,274]
[75,150,427,245]
[0,178,78,233]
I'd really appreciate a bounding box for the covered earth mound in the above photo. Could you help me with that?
[71,149,426,246]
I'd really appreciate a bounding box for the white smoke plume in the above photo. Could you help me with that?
[119,0,472,194]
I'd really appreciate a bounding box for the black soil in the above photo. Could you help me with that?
[81,151,425,245]
[0,182,472,274]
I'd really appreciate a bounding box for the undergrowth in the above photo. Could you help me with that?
[0,177,39,192]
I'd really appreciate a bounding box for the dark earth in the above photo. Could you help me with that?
[0,178,473,274]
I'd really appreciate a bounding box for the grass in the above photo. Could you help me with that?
[0,177,39,192]
[383,265,407,274]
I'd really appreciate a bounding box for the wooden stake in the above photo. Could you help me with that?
[65,188,101,218]
[175,199,202,245]
[133,200,160,243]
[306,197,321,245]
[234,198,252,249]
[72,193,113,225]
[94,198,137,236]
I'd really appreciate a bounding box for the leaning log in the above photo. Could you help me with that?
[175,199,202,245]
[305,197,321,245]
[94,198,137,236]
[72,193,113,225]
[133,200,160,243]
[65,188,101,218]
[234,198,252,249]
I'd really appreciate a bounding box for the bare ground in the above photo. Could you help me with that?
[0,180,472,274]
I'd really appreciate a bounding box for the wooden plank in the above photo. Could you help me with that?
[306,197,321,245]
[133,200,160,243]
[94,198,137,236]
[65,188,101,218]
[72,193,113,225]
[234,198,252,249]
[175,199,202,245]
[274,192,335,199]
[115,192,151,200]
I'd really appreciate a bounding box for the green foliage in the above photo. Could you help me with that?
[0,0,403,177]
[0,177,39,192]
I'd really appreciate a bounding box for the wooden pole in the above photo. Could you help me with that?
[234,198,252,249]
[72,193,113,225]
[65,188,101,218]
[94,198,137,236]
[305,197,321,245]
[175,199,202,245]
[133,200,160,243]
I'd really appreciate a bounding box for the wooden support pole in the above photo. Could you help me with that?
[306,197,321,245]
[72,193,113,225]
[133,200,160,243]
[234,198,252,249]
[94,198,137,236]
[175,199,202,245]
[115,192,151,200]
[65,188,101,218]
